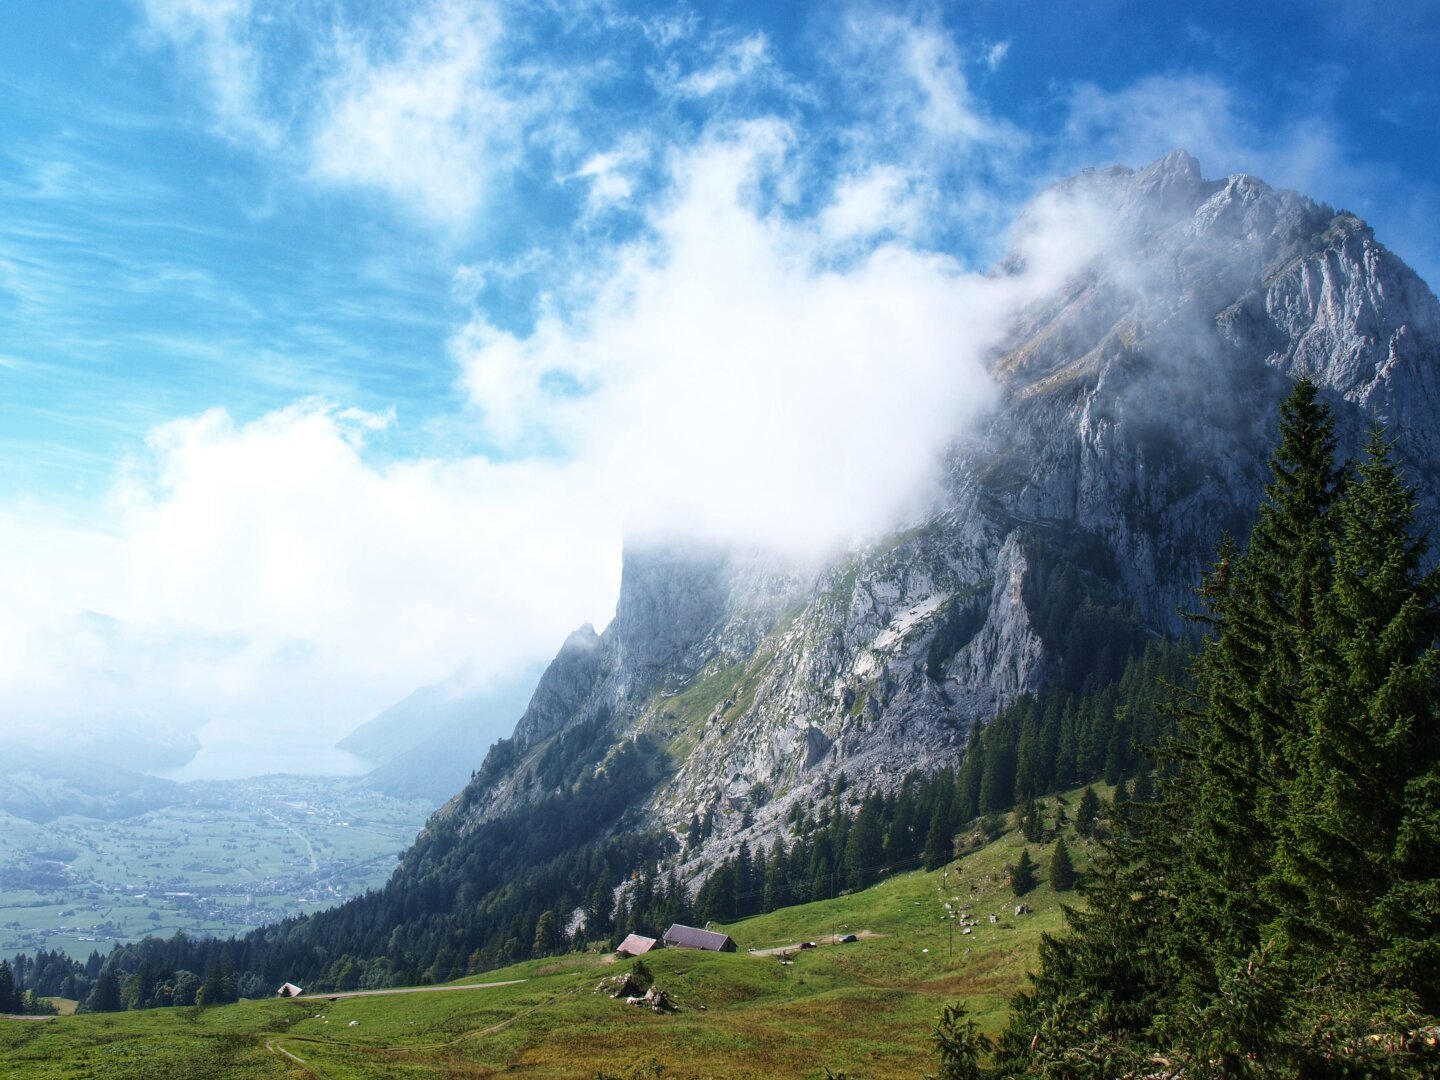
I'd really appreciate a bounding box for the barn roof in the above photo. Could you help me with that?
[616,933,659,956]
[662,923,736,951]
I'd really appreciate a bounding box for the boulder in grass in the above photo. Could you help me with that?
[597,973,645,999]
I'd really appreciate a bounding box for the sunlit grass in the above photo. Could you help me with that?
[0,789,1101,1077]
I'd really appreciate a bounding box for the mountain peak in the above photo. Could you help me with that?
[561,624,601,652]
[1131,147,1205,204]
[454,151,1440,880]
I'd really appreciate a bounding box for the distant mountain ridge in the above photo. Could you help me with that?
[0,742,179,822]
[338,666,541,803]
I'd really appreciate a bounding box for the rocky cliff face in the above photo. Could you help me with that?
[436,151,1440,872]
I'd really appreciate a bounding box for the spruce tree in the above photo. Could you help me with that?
[1271,425,1440,1003]
[763,837,790,913]
[87,968,122,1013]
[1049,836,1076,892]
[845,791,885,891]
[993,807,1175,1075]
[930,1002,992,1080]
[987,385,1440,1073]
[1021,796,1044,843]
[1074,786,1100,837]
[1009,849,1037,897]
[979,729,1016,814]
[923,803,953,871]
[1165,380,1343,1000]
[956,723,986,821]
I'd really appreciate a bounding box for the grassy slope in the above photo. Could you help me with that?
[0,791,1104,1079]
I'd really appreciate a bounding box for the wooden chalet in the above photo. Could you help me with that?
[276,982,304,998]
[662,923,736,952]
[616,933,660,956]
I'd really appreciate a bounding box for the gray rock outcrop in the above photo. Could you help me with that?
[433,151,1440,876]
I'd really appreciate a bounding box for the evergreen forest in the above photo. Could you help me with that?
[979,381,1440,1076]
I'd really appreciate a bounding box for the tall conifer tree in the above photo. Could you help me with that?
[988,384,1440,1073]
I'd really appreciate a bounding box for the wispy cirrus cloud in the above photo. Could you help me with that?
[308,1,516,228]
[136,0,581,231]
[835,7,1020,153]
[568,135,653,215]
[669,32,774,98]
[136,0,282,148]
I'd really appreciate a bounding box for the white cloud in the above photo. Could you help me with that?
[115,402,620,673]
[82,3,1197,782]
[454,122,1111,556]
[983,41,1010,72]
[819,166,925,242]
[137,0,280,147]
[0,402,622,762]
[673,32,772,97]
[308,1,514,227]
[571,137,652,212]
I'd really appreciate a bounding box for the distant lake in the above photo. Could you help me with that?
[159,719,372,781]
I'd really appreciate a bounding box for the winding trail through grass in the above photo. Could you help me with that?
[264,1038,324,1078]
[263,977,555,1075]
[320,977,525,1001]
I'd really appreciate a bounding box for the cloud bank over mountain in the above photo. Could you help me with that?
[0,0,1433,773]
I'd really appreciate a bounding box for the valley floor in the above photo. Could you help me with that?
[0,776,432,960]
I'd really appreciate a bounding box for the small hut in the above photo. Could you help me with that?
[276,982,304,998]
[616,933,660,957]
[662,923,737,952]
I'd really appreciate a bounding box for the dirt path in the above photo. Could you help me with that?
[263,980,571,1076]
[314,978,524,1001]
[750,930,881,957]
[264,1038,323,1078]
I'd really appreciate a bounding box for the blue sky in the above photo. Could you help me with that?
[0,0,1436,775]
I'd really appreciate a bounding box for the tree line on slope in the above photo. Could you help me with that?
[683,637,1184,927]
[14,639,1174,1013]
[969,382,1440,1077]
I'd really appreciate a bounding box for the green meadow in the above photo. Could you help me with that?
[0,792,1099,1078]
